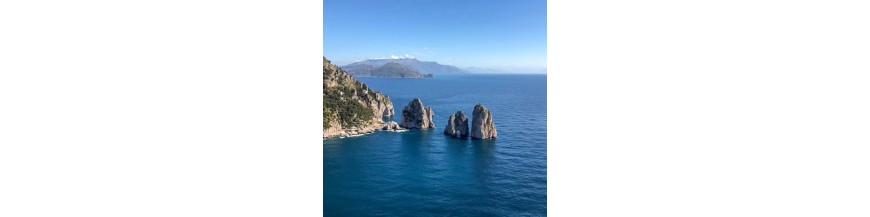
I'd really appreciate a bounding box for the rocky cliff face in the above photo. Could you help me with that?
[471,104,497,139]
[323,57,396,138]
[444,111,469,138]
[400,98,435,129]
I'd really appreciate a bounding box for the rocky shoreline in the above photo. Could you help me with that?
[323,120,405,139]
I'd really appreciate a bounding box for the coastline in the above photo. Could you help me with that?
[322,120,406,139]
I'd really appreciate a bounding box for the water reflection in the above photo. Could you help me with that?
[471,139,496,188]
[398,130,434,186]
[444,136,472,152]
[444,136,471,183]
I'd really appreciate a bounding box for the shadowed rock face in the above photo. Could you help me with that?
[471,104,497,139]
[444,111,469,138]
[400,98,435,129]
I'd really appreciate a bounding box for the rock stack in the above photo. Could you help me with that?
[444,111,469,138]
[470,104,497,139]
[400,98,435,129]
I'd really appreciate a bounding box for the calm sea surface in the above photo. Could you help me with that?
[324,74,546,216]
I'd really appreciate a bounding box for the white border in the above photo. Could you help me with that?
[551,0,870,216]
[1,0,321,216]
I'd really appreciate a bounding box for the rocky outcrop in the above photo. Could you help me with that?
[323,57,396,138]
[323,121,405,138]
[323,118,345,138]
[382,121,405,131]
[444,111,469,138]
[400,98,435,129]
[471,104,497,139]
[363,93,394,117]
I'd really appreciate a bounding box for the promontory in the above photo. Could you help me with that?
[323,57,403,138]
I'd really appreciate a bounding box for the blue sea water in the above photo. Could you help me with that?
[324,74,546,216]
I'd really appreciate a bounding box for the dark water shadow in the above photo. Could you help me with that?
[399,129,433,150]
[470,139,496,189]
[397,129,435,188]
[443,135,472,181]
[444,135,473,150]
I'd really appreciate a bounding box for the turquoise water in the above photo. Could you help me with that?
[324,74,546,216]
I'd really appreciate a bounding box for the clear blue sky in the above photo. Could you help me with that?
[324,0,547,73]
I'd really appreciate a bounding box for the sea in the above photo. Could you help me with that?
[324,74,547,216]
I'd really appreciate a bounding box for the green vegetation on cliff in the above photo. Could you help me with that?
[323,57,393,131]
[323,87,373,129]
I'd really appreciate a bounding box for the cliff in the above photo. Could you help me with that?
[323,57,398,138]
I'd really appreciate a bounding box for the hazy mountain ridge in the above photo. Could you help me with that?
[344,58,467,75]
[341,62,433,78]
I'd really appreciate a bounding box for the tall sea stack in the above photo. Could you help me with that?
[400,98,435,129]
[444,111,469,138]
[471,104,497,139]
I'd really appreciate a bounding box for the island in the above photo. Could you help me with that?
[341,57,467,78]
[341,62,434,78]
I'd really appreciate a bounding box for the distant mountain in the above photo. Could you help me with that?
[340,63,379,76]
[343,58,467,75]
[342,62,433,78]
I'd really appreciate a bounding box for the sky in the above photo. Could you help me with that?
[324,0,547,73]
